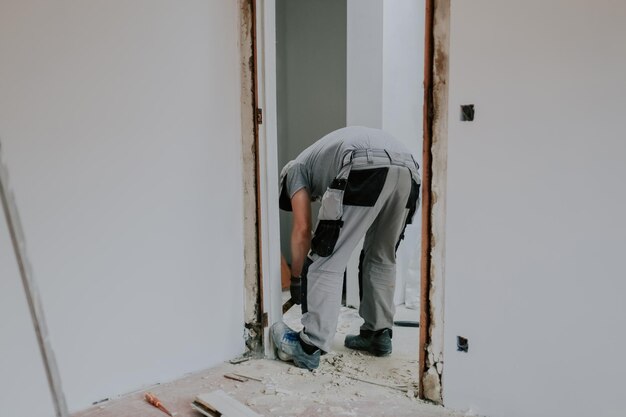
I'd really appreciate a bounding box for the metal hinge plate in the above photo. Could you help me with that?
[262,312,268,328]
[256,108,263,124]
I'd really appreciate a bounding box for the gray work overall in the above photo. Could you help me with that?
[300,149,420,353]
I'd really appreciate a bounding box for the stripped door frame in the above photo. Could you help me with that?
[419,0,450,404]
[240,0,282,357]
[244,1,454,399]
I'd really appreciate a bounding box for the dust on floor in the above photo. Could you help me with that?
[74,305,458,417]
[283,301,422,394]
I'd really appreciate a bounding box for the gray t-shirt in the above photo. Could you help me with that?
[283,126,413,202]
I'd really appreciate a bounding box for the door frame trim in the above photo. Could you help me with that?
[252,0,282,356]
[419,0,450,404]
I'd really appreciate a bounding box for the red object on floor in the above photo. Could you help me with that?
[145,392,173,417]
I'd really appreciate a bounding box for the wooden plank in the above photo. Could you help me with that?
[223,373,248,382]
[192,390,261,417]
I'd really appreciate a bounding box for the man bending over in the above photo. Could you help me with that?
[272,126,420,370]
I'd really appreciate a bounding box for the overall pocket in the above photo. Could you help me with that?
[311,219,344,257]
[312,176,348,257]
[318,178,346,221]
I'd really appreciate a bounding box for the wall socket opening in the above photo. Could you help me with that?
[457,336,469,352]
[460,104,475,121]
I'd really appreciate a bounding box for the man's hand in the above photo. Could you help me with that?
[290,275,302,304]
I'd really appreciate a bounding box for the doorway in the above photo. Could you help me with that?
[268,0,426,394]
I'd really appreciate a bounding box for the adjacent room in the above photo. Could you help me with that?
[275,0,424,396]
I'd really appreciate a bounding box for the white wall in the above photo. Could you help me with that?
[276,0,347,264]
[382,0,424,307]
[382,0,424,158]
[346,0,424,151]
[346,0,383,128]
[444,1,626,416]
[0,1,245,412]
[345,0,424,307]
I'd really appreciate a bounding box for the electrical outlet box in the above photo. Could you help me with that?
[460,104,475,121]
[457,336,469,352]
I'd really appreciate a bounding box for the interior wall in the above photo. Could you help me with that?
[345,0,424,308]
[382,0,424,159]
[444,1,626,416]
[0,1,245,412]
[381,0,424,307]
[346,0,383,128]
[276,0,347,265]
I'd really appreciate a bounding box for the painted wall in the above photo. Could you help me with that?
[346,0,424,153]
[0,1,245,412]
[381,0,424,307]
[382,0,424,160]
[346,0,384,129]
[276,0,347,264]
[345,0,424,307]
[444,1,626,416]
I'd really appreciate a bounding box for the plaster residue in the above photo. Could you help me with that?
[284,304,423,396]
[422,0,451,405]
[74,305,463,417]
[74,358,463,417]
[423,345,444,402]
[239,0,262,353]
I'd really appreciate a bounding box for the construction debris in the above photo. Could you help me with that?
[262,384,276,395]
[231,372,263,382]
[192,390,261,417]
[229,356,251,365]
[76,305,432,417]
[224,373,249,382]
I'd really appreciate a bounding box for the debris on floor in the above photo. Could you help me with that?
[145,392,176,416]
[74,306,460,417]
[192,390,261,417]
[224,373,250,383]
[230,356,251,365]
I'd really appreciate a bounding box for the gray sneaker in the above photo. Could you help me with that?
[344,328,392,357]
[270,322,320,370]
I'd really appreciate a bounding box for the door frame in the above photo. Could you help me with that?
[253,0,282,357]
[419,0,450,403]
[247,0,452,397]
[240,0,282,357]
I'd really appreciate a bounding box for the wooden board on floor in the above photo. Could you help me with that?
[192,390,260,417]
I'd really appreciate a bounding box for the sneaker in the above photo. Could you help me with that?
[270,322,321,370]
[344,328,392,357]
